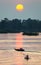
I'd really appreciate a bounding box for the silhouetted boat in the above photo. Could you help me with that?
[14,48,24,51]
[23,32,39,36]
[24,55,29,60]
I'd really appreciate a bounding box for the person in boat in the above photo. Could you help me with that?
[14,48,24,51]
[24,55,29,60]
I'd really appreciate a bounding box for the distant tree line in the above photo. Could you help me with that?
[0,18,41,33]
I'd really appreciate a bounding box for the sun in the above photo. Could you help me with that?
[16,4,24,12]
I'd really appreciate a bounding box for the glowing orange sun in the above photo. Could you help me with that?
[16,4,24,12]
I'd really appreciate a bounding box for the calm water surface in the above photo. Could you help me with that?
[0,33,41,51]
[0,33,41,65]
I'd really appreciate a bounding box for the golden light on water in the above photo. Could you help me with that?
[16,4,24,12]
[16,33,23,49]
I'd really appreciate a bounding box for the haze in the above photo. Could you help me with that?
[0,0,41,20]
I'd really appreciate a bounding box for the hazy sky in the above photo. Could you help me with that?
[0,0,41,20]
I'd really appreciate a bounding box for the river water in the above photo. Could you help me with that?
[0,33,41,65]
[0,33,41,51]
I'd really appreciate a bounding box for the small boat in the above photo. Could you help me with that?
[23,32,39,36]
[25,55,29,60]
[14,48,24,51]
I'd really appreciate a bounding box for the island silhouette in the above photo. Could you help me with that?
[0,18,41,36]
